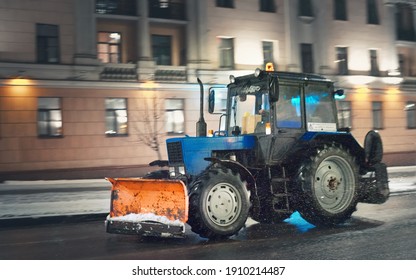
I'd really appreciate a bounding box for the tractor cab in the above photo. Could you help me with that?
[209,69,344,166]
[210,69,340,137]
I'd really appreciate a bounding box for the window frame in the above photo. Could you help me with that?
[298,0,313,17]
[406,102,416,129]
[337,100,352,129]
[301,43,314,73]
[219,37,235,69]
[372,101,384,130]
[262,41,275,68]
[105,98,128,136]
[336,46,349,75]
[36,23,60,64]
[259,0,276,13]
[367,0,380,25]
[151,34,172,66]
[369,49,380,76]
[216,0,234,8]
[97,31,122,64]
[165,98,185,135]
[37,97,63,138]
[333,0,347,21]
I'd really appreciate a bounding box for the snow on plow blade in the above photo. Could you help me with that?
[105,178,188,238]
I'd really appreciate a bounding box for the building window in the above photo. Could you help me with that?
[95,0,137,16]
[367,0,379,24]
[37,98,62,137]
[97,32,121,63]
[105,98,128,136]
[301,43,314,73]
[219,38,234,69]
[148,0,186,20]
[405,102,416,129]
[370,49,380,76]
[216,0,233,8]
[152,35,172,65]
[298,0,313,17]
[262,41,274,68]
[372,101,383,130]
[165,99,184,134]
[334,0,347,21]
[337,101,352,129]
[396,3,415,41]
[36,24,60,64]
[336,47,348,75]
[260,0,276,13]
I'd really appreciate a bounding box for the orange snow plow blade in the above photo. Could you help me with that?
[105,178,188,238]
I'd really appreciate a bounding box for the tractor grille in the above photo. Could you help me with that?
[167,141,183,164]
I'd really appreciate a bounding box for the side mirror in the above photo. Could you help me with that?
[333,89,345,100]
[208,87,227,114]
[208,89,215,113]
[269,77,279,103]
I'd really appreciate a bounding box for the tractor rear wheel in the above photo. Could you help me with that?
[296,145,359,226]
[188,168,250,239]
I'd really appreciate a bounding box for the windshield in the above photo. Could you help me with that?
[228,92,270,135]
[276,85,302,129]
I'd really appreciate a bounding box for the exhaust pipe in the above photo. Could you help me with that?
[196,78,207,136]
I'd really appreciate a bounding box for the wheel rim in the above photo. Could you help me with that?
[206,183,241,226]
[314,155,355,214]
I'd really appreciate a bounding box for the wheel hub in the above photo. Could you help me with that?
[206,184,240,226]
[327,176,340,191]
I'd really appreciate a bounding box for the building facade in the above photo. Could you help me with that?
[0,0,415,180]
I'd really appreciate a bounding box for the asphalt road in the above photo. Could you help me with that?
[0,192,415,260]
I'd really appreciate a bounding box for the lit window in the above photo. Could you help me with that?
[105,98,128,136]
[165,99,184,134]
[37,97,63,137]
[97,32,121,63]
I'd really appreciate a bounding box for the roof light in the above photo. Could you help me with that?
[265,62,274,71]
[229,75,236,83]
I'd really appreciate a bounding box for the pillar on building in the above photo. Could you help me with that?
[186,0,211,81]
[73,0,99,66]
[137,0,155,82]
[385,2,400,74]
[315,3,331,75]
[284,0,300,72]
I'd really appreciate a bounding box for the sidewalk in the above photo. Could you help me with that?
[0,166,415,221]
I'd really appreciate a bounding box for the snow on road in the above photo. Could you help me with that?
[0,169,414,220]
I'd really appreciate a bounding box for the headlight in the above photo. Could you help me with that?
[169,166,186,178]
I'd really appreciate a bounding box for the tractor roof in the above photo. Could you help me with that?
[230,70,332,87]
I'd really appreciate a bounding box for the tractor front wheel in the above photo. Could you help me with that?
[188,168,250,239]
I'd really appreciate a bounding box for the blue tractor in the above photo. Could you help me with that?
[106,69,389,239]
